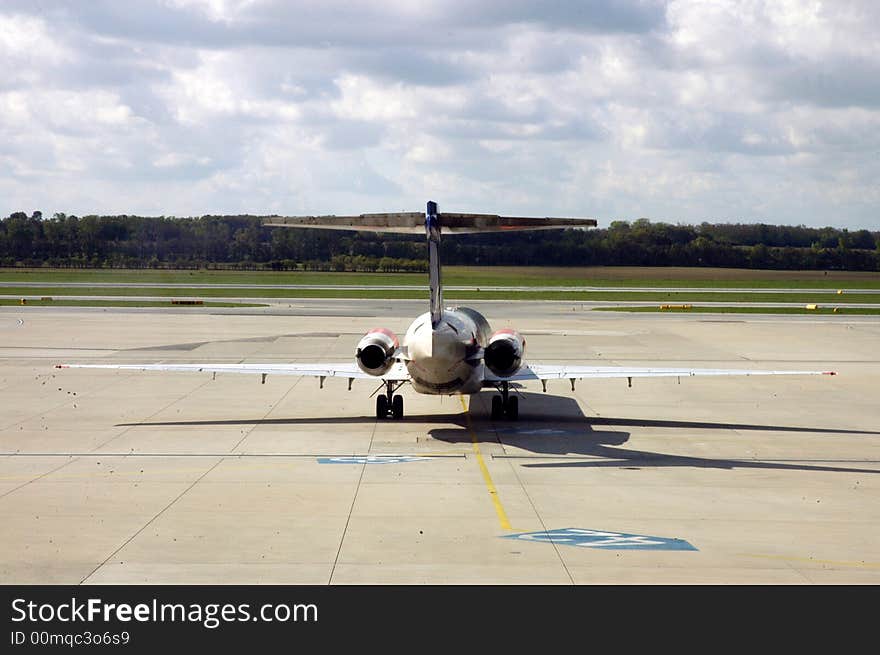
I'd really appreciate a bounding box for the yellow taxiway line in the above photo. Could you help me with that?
[460,396,512,530]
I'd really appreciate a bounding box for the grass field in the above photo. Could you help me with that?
[3,286,880,304]
[0,299,266,308]
[2,266,879,289]
[593,306,880,315]
[1,267,879,311]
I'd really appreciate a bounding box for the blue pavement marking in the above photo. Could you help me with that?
[503,528,697,551]
[317,455,432,465]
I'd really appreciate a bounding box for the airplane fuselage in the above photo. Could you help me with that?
[403,307,492,395]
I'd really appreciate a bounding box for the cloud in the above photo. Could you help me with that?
[771,55,880,109]
[0,1,878,228]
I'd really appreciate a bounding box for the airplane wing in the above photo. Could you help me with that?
[485,364,836,383]
[55,361,412,382]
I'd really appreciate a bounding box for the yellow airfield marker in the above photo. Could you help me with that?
[459,396,512,530]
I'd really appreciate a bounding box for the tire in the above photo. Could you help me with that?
[376,394,388,419]
[505,395,519,420]
[392,394,404,420]
[491,395,503,420]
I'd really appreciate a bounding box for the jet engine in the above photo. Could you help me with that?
[355,328,399,376]
[484,329,525,378]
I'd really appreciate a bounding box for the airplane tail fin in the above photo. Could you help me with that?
[263,204,597,327]
[426,201,442,326]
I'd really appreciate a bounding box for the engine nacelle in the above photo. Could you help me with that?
[484,329,525,378]
[356,328,399,376]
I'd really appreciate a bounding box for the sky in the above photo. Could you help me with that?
[1,0,878,229]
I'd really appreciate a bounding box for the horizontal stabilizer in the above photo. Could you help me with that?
[262,212,596,234]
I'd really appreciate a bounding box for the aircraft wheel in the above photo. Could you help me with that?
[376,394,388,419]
[491,395,503,420]
[391,394,404,420]
[505,396,519,420]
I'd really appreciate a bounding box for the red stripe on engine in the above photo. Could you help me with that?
[367,327,399,346]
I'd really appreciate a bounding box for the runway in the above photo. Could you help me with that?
[1,301,878,583]
[5,297,880,315]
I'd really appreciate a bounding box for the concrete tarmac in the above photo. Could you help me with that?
[1,302,878,584]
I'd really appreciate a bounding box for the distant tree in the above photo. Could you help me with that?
[2,211,878,271]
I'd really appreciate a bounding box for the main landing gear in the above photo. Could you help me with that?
[490,381,518,420]
[376,380,404,420]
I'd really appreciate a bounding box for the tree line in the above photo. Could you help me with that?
[1,211,878,271]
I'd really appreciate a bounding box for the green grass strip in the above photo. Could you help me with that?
[0,299,266,308]
[3,286,880,304]
[2,266,879,289]
[593,306,880,315]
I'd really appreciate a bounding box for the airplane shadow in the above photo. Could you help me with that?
[431,391,880,475]
[117,390,880,475]
[115,415,450,427]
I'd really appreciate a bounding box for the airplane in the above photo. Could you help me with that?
[56,201,836,420]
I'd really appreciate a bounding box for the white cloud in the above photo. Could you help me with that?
[331,74,419,122]
[0,1,878,228]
